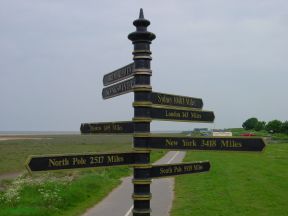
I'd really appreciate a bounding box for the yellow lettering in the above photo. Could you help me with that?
[165,110,181,118]
[220,140,242,148]
[181,139,197,147]
[165,139,178,146]
[201,140,217,147]
[158,95,172,104]
[190,112,202,119]
[90,156,104,164]
[184,165,193,172]
[193,164,203,171]
[160,167,173,174]
[181,112,189,118]
[48,158,69,167]
[112,124,123,131]
[173,166,182,173]
[107,155,124,163]
[72,157,86,165]
[104,125,111,131]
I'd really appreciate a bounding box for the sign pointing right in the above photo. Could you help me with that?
[150,161,210,178]
[135,135,266,152]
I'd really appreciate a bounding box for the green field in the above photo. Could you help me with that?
[171,142,288,216]
[0,134,132,174]
[1,133,288,216]
[0,134,165,216]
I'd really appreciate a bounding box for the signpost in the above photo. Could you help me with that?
[133,135,266,152]
[26,152,142,172]
[151,92,203,109]
[25,8,266,216]
[150,106,215,123]
[102,77,135,99]
[103,63,134,86]
[80,121,134,134]
[149,161,210,178]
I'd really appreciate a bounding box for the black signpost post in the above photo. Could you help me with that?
[25,8,266,216]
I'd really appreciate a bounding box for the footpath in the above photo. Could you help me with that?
[82,151,186,216]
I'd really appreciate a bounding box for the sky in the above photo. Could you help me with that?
[0,0,287,132]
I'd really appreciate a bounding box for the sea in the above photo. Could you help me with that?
[0,131,182,135]
[0,131,80,135]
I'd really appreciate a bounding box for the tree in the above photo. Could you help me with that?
[265,120,282,133]
[242,117,259,130]
[281,121,288,134]
[255,121,266,131]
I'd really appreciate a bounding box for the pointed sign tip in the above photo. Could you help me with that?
[139,8,144,19]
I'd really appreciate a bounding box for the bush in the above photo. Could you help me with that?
[265,120,282,133]
[255,121,266,131]
[242,118,259,130]
[281,121,288,134]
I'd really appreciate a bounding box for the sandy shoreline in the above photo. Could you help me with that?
[0,136,53,141]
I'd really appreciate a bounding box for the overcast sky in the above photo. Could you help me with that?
[0,0,287,132]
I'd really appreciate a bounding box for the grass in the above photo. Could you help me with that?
[170,143,288,216]
[0,134,166,216]
[0,134,132,174]
[0,168,130,216]
[2,133,287,215]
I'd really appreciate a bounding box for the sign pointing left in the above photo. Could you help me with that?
[26,152,141,172]
[103,63,134,86]
[80,121,133,134]
[102,78,135,99]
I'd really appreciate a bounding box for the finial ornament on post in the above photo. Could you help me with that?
[139,8,144,19]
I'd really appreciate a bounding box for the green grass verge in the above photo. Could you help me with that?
[171,143,288,216]
[0,168,129,216]
[0,135,166,216]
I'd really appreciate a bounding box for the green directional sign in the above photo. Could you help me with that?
[102,78,135,99]
[103,63,134,86]
[149,161,210,178]
[135,135,266,152]
[26,152,142,172]
[151,92,203,109]
[80,121,133,134]
[151,107,215,123]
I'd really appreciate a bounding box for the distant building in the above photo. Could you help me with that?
[192,128,211,136]
[212,131,232,137]
[184,128,232,136]
[194,128,209,133]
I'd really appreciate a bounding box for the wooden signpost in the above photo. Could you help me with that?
[25,8,266,216]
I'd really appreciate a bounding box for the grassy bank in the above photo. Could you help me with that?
[0,134,132,174]
[171,143,288,216]
[0,134,166,216]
